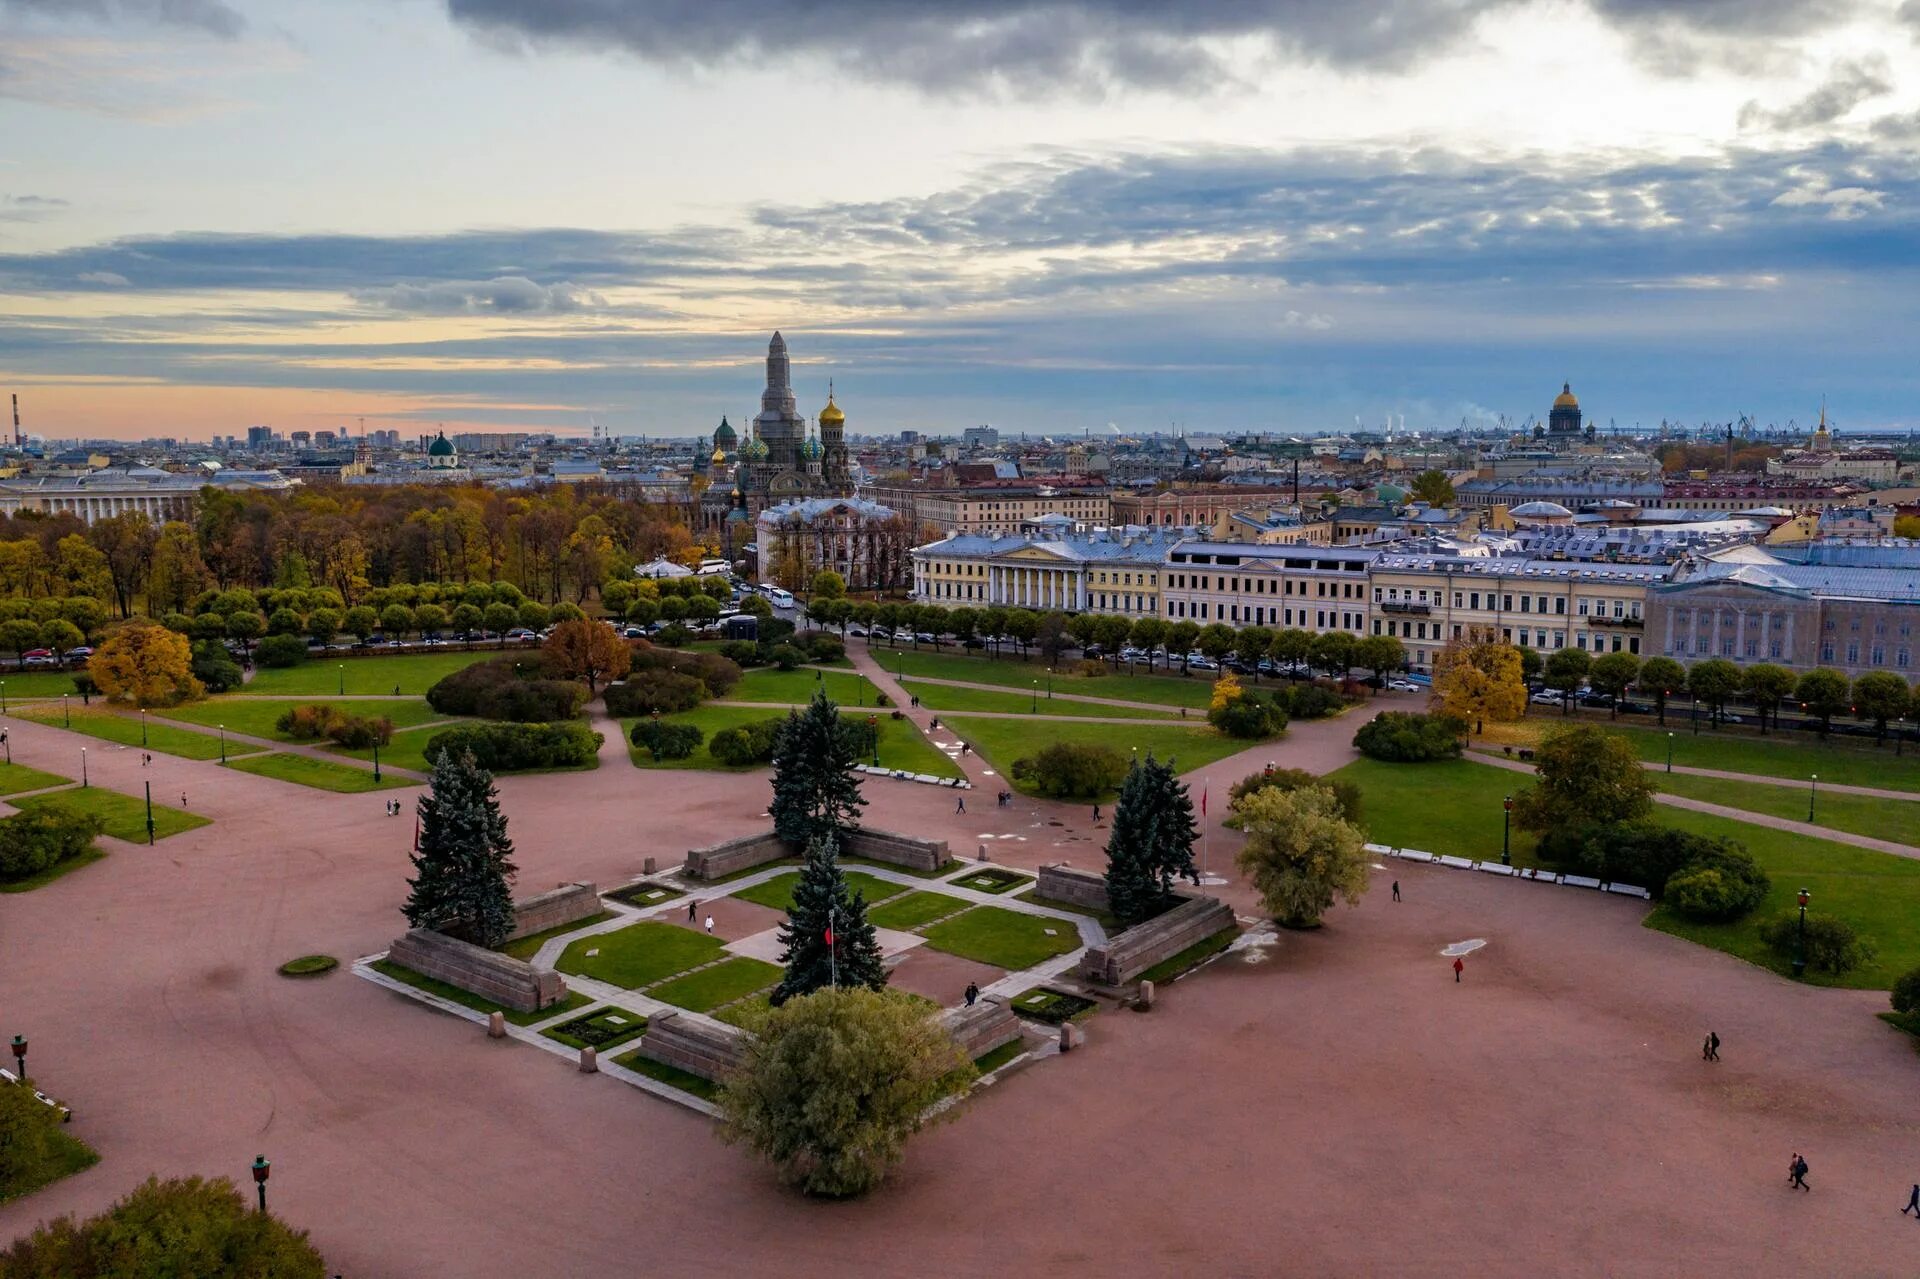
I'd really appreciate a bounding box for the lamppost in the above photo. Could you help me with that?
[1666,731,1674,773]
[144,780,155,846]
[9,1035,24,1082]
[338,664,345,696]
[1047,667,1053,700]
[372,737,381,783]
[1,680,8,713]
[80,747,87,788]
[140,707,148,748]
[1808,773,1818,823]
[218,724,226,764]
[62,693,69,728]
[1793,887,1810,979]
[1899,716,1908,758]
[1,727,9,764]
[1031,680,1038,713]
[251,1156,270,1212]
[1501,794,1513,865]
[867,715,879,767]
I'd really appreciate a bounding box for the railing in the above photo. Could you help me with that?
[1379,600,1432,615]
[1586,615,1644,629]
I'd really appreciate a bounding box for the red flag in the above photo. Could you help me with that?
[823,926,835,945]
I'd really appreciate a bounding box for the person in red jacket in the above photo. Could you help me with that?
[1453,956,1464,982]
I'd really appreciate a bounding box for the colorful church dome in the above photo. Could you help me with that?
[819,393,844,427]
[713,415,737,448]
[742,433,768,461]
[803,433,824,461]
[427,430,455,457]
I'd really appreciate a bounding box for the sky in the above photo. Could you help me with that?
[2,0,1919,442]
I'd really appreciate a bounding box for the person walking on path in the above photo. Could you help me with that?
[964,982,979,1007]
[1708,1031,1720,1061]
[1789,1154,1810,1191]
[1903,1184,1919,1217]
[703,914,715,936]
[1453,956,1464,983]
[1703,1035,1713,1061]
[688,900,697,923]
[956,795,965,814]
[1391,880,1401,902]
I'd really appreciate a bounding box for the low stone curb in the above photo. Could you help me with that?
[1366,842,1652,899]
[852,763,971,788]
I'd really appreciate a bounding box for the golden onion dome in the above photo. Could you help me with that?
[819,395,845,427]
[710,446,728,464]
[1553,382,1579,409]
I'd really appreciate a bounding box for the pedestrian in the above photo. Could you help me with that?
[1453,956,1464,983]
[703,914,715,935]
[688,900,697,923]
[1903,1184,1919,1217]
[955,795,966,814]
[964,982,979,1007]
[1391,880,1401,902]
[180,792,187,808]
[1702,1034,1713,1061]
[1789,1154,1810,1191]
[1708,1031,1720,1061]
[1092,804,1101,823]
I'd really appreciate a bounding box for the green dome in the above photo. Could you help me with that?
[742,433,768,461]
[713,416,737,447]
[803,434,823,461]
[427,431,455,457]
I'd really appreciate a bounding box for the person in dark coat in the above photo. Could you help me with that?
[1789,1154,1809,1191]
[1902,1184,1919,1217]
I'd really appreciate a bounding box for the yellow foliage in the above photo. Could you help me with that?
[1210,670,1244,714]
[90,619,203,707]
[1430,627,1526,731]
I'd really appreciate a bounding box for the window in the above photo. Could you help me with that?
[1899,649,1911,669]
[1821,642,1834,662]
[1554,597,1566,615]
[1872,646,1885,666]
[1577,600,1590,616]
[1847,642,1860,664]
[1520,596,1531,614]
[1503,594,1513,611]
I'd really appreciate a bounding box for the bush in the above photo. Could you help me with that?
[719,639,764,667]
[1759,912,1874,975]
[0,1175,327,1277]
[1072,659,1106,677]
[0,807,103,882]
[1227,767,1363,827]
[630,719,704,761]
[423,722,601,772]
[767,643,806,671]
[1567,823,1740,896]
[1276,683,1348,720]
[839,715,879,761]
[274,704,394,749]
[1662,848,1770,921]
[708,717,784,767]
[1009,741,1128,798]
[1209,691,1288,739]
[0,1073,88,1195]
[801,633,845,663]
[425,657,586,721]
[655,622,692,646]
[628,644,743,697]
[1353,711,1465,762]
[189,640,242,694]
[1892,966,1920,1016]
[254,633,310,668]
[275,703,335,740]
[605,669,707,716]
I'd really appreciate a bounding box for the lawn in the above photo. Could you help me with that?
[614,1046,721,1100]
[1479,716,1920,793]
[0,1116,98,1205]
[160,696,443,742]
[498,910,616,961]
[623,704,962,779]
[1656,772,1920,847]
[244,651,498,696]
[0,670,94,702]
[732,868,908,913]
[221,752,411,793]
[647,957,781,1011]
[901,679,1181,720]
[1329,757,1541,865]
[945,865,1032,895]
[1012,887,1120,931]
[11,786,209,842]
[1007,986,1098,1025]
[326,723,442,774]
[369,958,591,1026]
[0,761,72,797]
[555,921,724,989]
[879,647,1217,709]
[11,707,230,760]
[921,905,1082,970]
[0,846,106,894]
[945,715,1257,796]
[730,667,882,708]
[1137,925,1241,984]
[868,889,972,930]
[540,1006,649,1051]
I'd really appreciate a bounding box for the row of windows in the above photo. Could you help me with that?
[1166,598,1361,631]
[1170,573,1361,598]
[1376,586,1640,619]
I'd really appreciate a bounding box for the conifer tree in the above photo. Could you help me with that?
[771,835,888,1005]
[769,688,865,853]
[1102,752,1200,927]
[402,748,518,947]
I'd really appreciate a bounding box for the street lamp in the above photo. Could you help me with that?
[1,727,9,764]
[1031,680,1038,713]
[1808,773,1818,823]
[218,724,226,764]
[9,1034,24,1081]
[62,693,69,728]
[1,679,7,713]
[1047,667,1053,700]
[144,780,156,846]
[1501,794,1513,865]
[338,664,345,696]
[1793,887,1810,979]
[140,707,148,748]
[80,747,87,788]
[372,737,381,783]
[1666,731,1674,773]
[251,1156,270,1212]
[867,715,879,767]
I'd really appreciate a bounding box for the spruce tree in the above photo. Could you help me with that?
[771,835,888,1005]
[402,748,518,948]
[1102,752,1200,928]
[769,688,865,853]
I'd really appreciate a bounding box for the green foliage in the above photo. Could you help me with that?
[0,1175,325,1277]
[1102,752,1200,928]
[1208,689,1288,738]
[0,806,103,882]
[707,718,784,767]
[1552,822,1753,901]
[1353,711,1464,762]
[605,669,705,715]
[719,987,969,1198]
[188,639,242,693]
[252,631,308,668]
[769,690,866,851]
[1852,670,1913,737]
[627,644,743,696]
[630,718,703,761]
[1663,849,1772,922]
[1234,783,1371,928]
[1227,767,1364,827]
[1759,911,1874,975]
[801,632,845,663]
[1686,658,1742,724]
[1510,725,1655,833]
[1890,966,1920,1016]
[0,1077,96,1204]
[425,655,587,721]
[772,836,889,1004]
[1795,667,1851,736]
[423,722,600,772]
[273,703,394,750]
[402,748,519,947]
[1009,741,1128,799]
[1740,662,1798,732]
[767,643,805,671]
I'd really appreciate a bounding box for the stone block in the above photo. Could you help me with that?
[940,995,1020,1060]
[386,928,568,1015]
[643,856,657,875]
[844,826,948,872]
[1059,1022,1085,1051]
[1036,863,1110,912]
[579,1046,598,1073]
[1137,979,1156,1009]
[504,882,601,943]
[487,1011,506,1038]
[635,1010,750,1084]
[683,831,789,881]
[1080,894,1236,987]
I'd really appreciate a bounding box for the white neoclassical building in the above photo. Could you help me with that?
[0,466,295,525]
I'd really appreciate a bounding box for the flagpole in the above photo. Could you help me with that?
[1202,785,1210,883]
[829,905,837,990]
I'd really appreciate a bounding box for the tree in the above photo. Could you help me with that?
[719,987,969,1198]
[1009,741,1127,797]
[1355,634,1406,688]
[1128,617,1169,669]
[0,1175,326,1277]
[1510,724,1655,833]
[808,569,847,601]
[1165,620,1200,671]
[1588,651,1640,718]
[402,748,518,948]
[1234,784,1369,928]
[771,835,888,1004]
[1102,752,1199,927]
[88,618,202,706]
[1851,671,1912,743]
[1409,469,1455,506]
[769,688,865,852]
[1352,711,1464,762]
[1431,628,1526,734]
[1308,630,1356,681]
[1270,627,1312,678]
[1686,658,1742,728]
[1636,656,1686,726]
[541,617,630,694]
[1542,647,1591,714]
[1795,667,1851,738]
[1235,625,1273,679]
[224,609,264,655]
[1741,662,1798,734]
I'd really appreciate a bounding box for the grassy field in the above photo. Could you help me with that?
[614,1046,721,1100]
[0,1114,98,1205]
[876,648,1218,709]
[326,724,443,774]
[539,1006,649,1052]
[1332,755,1920,988]
[921,905,1082,970]
[11,707,232,760]
[1479,716,1920,792]
[160,696,443,741]
[555,921,723,989]
[868,889,972,930]
[370,958,592,1026]
[222,752,412,793]
[12,786,210,842]
[902,678,1181,720]
[1656,772,1920,847]
[244,651,496,696]
[647,957,781,1012]
[0,761,72,796]
[732,868,907,913]
[0,671,92,702]
[498,911,615,960]
[944,715,1256,796]
[622,704,962,779]
[729,667,882,707]
[0,846,106,894]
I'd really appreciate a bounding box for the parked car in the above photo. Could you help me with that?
[504,627,536,641]
[1529,689,1565,705]
[1387,678,1421,692]
[63,646,94,662]
[20,648,57,668]
[1186,655,1219,671]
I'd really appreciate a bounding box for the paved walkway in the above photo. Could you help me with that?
[887,671,1191,716]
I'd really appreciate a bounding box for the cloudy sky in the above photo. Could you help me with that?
[2,0,1918,442]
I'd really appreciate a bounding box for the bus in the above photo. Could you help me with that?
[767,587,795,610]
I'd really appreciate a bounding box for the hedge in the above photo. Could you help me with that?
[275,703,394,749]
[1759,912,1874,975]
[425,656,586,722]
[1010,741,1128,798]
[708,717,784,766]
[254,633,310,668]
[423,721,601,772]
[630,719,704,761]
[628,644,743,698]
[0,807,103,882]
[1353,711,1465,762]
[604,669,705,716]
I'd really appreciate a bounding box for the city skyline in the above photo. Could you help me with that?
[3,0,1919,440]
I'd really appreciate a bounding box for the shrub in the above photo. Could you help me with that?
[1209,691,1288,739]
[1276,683,1348,720]
[189,640,242,694]
[1353,711,1465,762]
[1891,966,1920,1016]
[1662,848,1770,921]
[0,1175,326,1277]
[1009,741,1128,798]
[655,622,692,646]
[605,669,706,716]
[839,715,879,761]
[630,719,704,761]
[628,644,743,697]
[326,712,394,750]
[1567,824,1739,896]
[0,1072,85,1192]
[1759,912,1874,975]
[708,717,784,767]
[1227,767,1363,827]
[423,722,601,772]
[1072,659,1106,677]
[0,807,103,882]
[275,703,335,740]
[254,633,310,668]
[767,643,806,671]
[479,679,588,722]
[801,633,845,663]
[719,639,764,667]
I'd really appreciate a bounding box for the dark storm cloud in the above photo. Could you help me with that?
[352,276,609,315]
[1,0,245,37]
[1738,57,1894,132]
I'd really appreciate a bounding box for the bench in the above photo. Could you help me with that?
[1395,848,1435,862]
[384,928,567,1014]
[1605,882,1653,899]
[1080,895,1236,987]
[1560,874,1603,890]
[1436,855,1475,870]
[1476,862,1516,876]
[634,1010,748,1083]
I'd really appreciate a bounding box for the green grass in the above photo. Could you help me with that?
[869,890,972,930]
[243,651,499,696]
[1655,772,1920,847]
[277,954,338,977]
[973,1040,1025,1074]
[0,762,72,796]
[1329,757,1541,865]
[713,995,772,1028]
[1007,986,1098,1024]
[369,958,592,1026]
[946,865,1032,895]
[732,869,908,913]
[540,1006,649,1051]
[555,921,723,989]
[0,846,106,894]
[1494,717,1920,793]
[11,786,209,842]
[0,670,94,701]
[326,723,440,773]
[1136,925,1241,985]
[946,715,1255,797]
[843,856,961,880]
[0,1118,99,1206]
[158,696,443,742]
[879,648,1218,709]
[648,957,781,1011]
[606,881,685,908]
[498,911,615,961]
[902,679,1180,720]
[221,752,410,793]
[921,905,1082,970]
[623,703,962,779]
[11,707,230,759]
[614,1047,722,1100]
[730,667,882,707]
[1012,887,1120,931]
